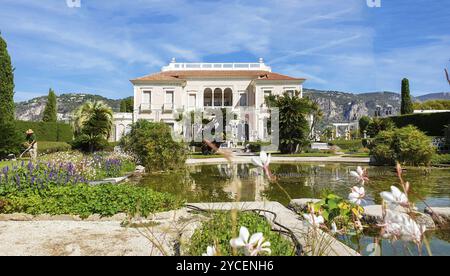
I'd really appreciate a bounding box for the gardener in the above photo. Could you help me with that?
[24,129,37,160]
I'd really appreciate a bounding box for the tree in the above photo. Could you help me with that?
[0,33,15,123]
[401,78,414,115]
[0,120,22,159]
[42,88,58,122]
[120,120,187,171]
[72,101,113,152]
[366,117,395,137]
[359,116,372,136]
[267,91,316,154]
[120,97,134,112]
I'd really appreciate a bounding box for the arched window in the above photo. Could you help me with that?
[214,88,223,107]
[224,88,233,107]
[204,88,213,107]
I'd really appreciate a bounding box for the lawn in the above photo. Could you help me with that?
[188,153,223,159]
[272,152,336,157]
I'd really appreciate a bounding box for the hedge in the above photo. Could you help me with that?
[329,139,363,150]
[385,112,450,137]
[38,141,72,154]
[14,121,73,142]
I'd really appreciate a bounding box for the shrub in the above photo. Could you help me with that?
[367,118,395,137]
[386,112,450,136]
[38,141,71,154]
[188,212,295,256]
[14,121,73,142]
[246,141,272,153]
[71,134,109,152]
[0,120,22,159]
[121,120,187,172]
[329,139,363,150]
[0,183,182,218]
[431,154,450,165]
[369,126,435,166]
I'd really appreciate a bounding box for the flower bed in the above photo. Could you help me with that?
[0,183,183,218]
[38,151,136,181]
[187,211,295,256]
[0,151,183,219]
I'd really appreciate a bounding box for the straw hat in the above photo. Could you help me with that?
[26,129,34,134]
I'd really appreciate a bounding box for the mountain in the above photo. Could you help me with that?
[416,93,450,102]
[15,93,123,122]
[303,89,401,128]
[14,90,449,127]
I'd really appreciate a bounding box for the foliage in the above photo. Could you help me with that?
[120,97,134,112]
[431,154,450,165]
[401,78,414,115]
[0,33,15,123]
[369,126,435,166]
[120,120,187,172]
[386,112,450,137]
[266,91,317,154]
[38,141,71,154]
[0,183,182,219]
[14,121,73,142]
[246,141,272,153]
[329,139,363,151]
[37,151,136,181]
[366,117,395,137]
[312,193,364,234]
[72,101,113,152]
[42,88,57,122]
[413,100,450,111]
[188,212,295,256]
[0,120,22,159]
[358,116,371,136]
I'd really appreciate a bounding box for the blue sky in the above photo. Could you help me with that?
[0,0,449,101]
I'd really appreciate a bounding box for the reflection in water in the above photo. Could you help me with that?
[137,163,450,208]
[137,163,450,256]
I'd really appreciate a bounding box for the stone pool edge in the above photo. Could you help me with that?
[187,156,370,165]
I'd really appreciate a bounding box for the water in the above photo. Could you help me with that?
[137,162,450,256]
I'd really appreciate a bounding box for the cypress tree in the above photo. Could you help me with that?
[42,88,58,122]
[120,100,127,112]
[401,78,414,115]
[0,33,15,123]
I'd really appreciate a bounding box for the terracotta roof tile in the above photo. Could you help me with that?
[131,70,305,82]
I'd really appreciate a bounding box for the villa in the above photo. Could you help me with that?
[113,59,306,144]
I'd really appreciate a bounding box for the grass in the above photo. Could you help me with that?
[188,153,223,159]
[272,152,336,157]
[342,153,370,158]
[188,211,295,256]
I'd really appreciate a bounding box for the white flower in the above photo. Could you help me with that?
[380,210,426,245]
[230,226,270,256]
[252,151,271,169]
[330,222,341,235]
[348,186,365,206]
[303,213,325,228]
[202,246,218,256]
[350,166,369,184]
[380,186,409,208]
[250,237,271,256]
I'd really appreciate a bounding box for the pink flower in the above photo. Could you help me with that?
[350,166,369,185]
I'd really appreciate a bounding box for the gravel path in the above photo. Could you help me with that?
[0,209,205,256]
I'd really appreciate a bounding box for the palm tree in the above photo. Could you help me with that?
[73,101,113,152]
[266,91,318,154]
